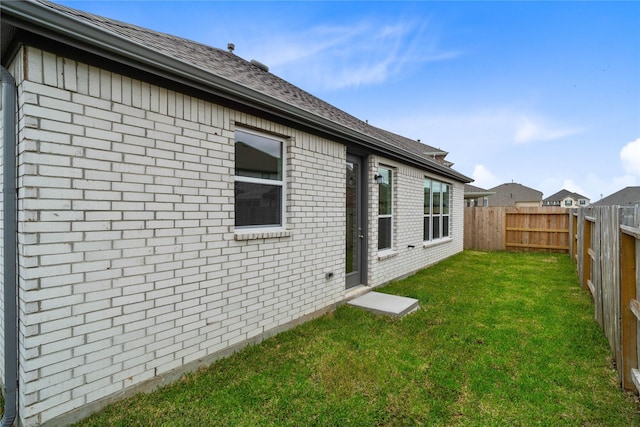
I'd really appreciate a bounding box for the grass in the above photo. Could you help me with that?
[64,251,639,425]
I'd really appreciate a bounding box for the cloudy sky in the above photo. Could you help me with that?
[58,0,640,201]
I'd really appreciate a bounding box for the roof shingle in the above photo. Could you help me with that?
[33,0,459,176]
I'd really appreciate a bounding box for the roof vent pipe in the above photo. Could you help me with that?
[227,43,235,53]
[250,59,269,72]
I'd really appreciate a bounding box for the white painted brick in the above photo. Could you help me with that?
[71,319,111,337]
[40,336,85,358]
[71,373,118,398]
[16,48,466,427]
[23,103,72,124]
[22,391,72,419]
[23,348,72,372]
[40,397,86,425]
[38,314,84,337]
[39,96,84,115]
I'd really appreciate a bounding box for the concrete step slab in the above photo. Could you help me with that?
[347,291,419,318]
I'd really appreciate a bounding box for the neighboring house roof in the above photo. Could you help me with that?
[543,189,589,203]
[486,182,543,207]
[591,186,640,206]
[1,0,471,183]
[463,184,494,199]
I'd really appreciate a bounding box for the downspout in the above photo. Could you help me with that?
[1,66,18,426]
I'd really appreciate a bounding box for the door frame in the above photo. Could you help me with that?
[346,154,368,288]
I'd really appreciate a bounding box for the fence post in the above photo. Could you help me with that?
[593,208,603,328]
[582,214,592,293]
[620,206,640,392]
[570,209,577,264]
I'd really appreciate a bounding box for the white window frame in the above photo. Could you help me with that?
[234,128,286,230]
[377,166,393,251]
[424,178,451,243]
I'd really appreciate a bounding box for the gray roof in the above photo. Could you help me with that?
[591,186,640,206]
[486,182,543,207]
[1,0,471,183]
[464,184,494,198]
[543,189,589,203]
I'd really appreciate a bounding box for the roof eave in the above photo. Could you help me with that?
[465,192,495,197]
[2,0,471,183]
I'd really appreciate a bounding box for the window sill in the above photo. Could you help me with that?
[377,249,397,260]
[234,229,292,241]
[423,237,453,249]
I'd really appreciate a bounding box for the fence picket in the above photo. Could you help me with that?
[570,205,640,393]
[464,207,569,253]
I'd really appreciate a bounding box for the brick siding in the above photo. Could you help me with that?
[367,156,464,287]
[0,46,464,426]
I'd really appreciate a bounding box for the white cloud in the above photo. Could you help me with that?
[472,164,501,189]
[238,18,460,91]
[561,179,587,196]
[379,110,582,151]
[513,116,583,144]
[537,177,588,199]
[620,137,640,176]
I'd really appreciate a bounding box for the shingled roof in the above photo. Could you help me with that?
[464,184,494,197]
[487,182,542,207]
[1,0,471,183]
[591,186,640,206]
[543,189,589,203]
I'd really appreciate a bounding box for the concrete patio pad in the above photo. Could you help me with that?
[347,291,419,317]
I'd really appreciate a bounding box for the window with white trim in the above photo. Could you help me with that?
[377,167,393,250]
[424,179,450,242]
[234,129,285,228]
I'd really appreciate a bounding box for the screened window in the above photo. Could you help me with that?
[378,167,393,250]
[234,130,284,228]
[424,179,450,242]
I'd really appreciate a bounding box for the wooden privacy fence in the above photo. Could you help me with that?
[464,207,570,253]
[571,206,640,393]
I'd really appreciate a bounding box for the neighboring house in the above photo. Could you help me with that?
[591,186,640,206]
[486,182,543,207]
[464,184,494,207]
[0,1,471,425]
[542,189,590,208]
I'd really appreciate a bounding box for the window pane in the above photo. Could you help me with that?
[235,131,282,180]
[442,184,450,214]
[432,215,440,240]
[346,162,358,274]
[378,217,392,250]
[432,181,441,215]
[235,181,282,227]
[423,216,430,241]
[424,180,431,215]
[378,168,392,215]
[442,215,449,238]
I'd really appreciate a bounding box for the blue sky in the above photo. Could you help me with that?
[58,0,640,201]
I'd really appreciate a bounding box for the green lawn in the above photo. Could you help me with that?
[67,251,639,425]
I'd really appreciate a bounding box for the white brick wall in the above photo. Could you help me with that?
[367,155,465,287]
[12,47,346,426]
[2,46,465,426]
